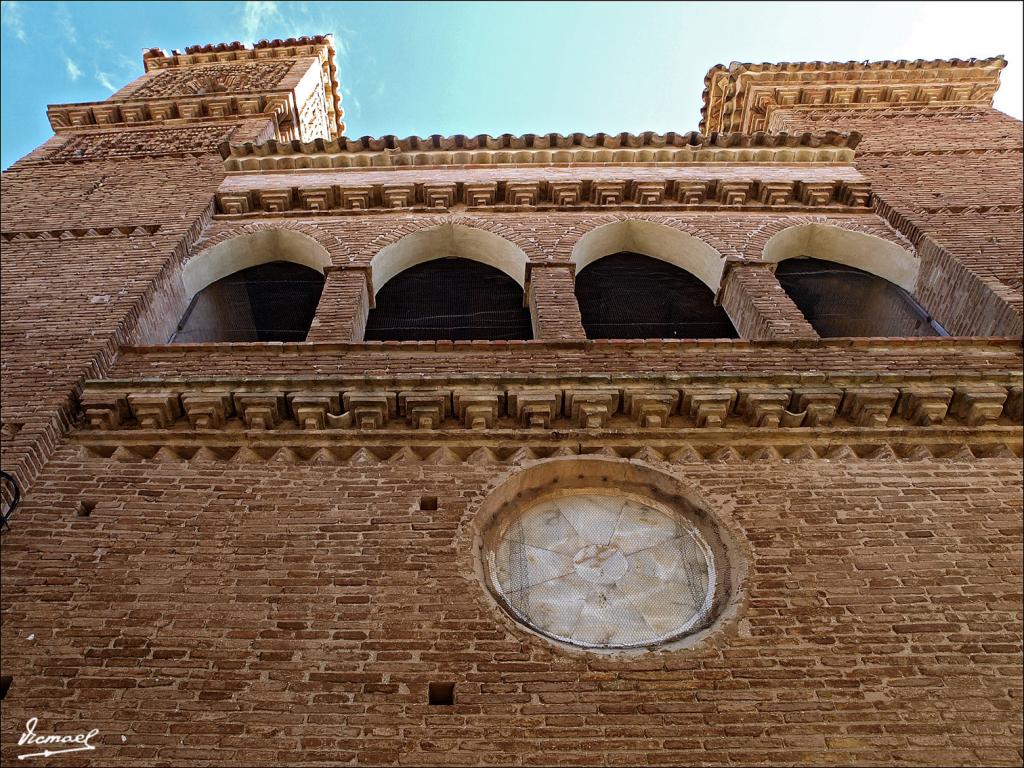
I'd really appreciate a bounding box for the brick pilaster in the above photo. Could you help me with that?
[306,266,371,342]
[718,261,819,340]
[526,263,587,340]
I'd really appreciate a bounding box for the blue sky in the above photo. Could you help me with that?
[1,1,1021,169]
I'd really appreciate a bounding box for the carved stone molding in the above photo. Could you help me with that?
[221,131,859,171]
[79,375,1023,435]
[214,178,871,216]
[73,434,1023,466]
[701,56,1006,134]
[48,94,292,132]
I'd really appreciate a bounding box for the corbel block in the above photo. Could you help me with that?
[681,387,737,428]
[233,391,286,430]
[398,391,451,430]
[343,391,396,430]
[422,183,456,209]
[735,389,793,428]
[590,181,626,206]
[464,182,497,206]
[287,391,342,430]
[673,181,708,205]
[507,390,562,429]
[257,189,292,213]
[631,181,667,205]
[127,392,183,429]
[339,186,373,210]
[842,387,899,428]
[67,108,93,126]
[235,96,263,115]
[795,181,836,207]
[564,389,620,429]
[81,392,131,430]
[622,389,679,428]
[120,104,149,122]
[837,181,871,207]
[175,100,203,120]
[205,98,232,118]
[146,102,175,121]
[790,388,844,427]
[897,386,954,426]
[548,181,582,206]
[92,105,120,125]
[381,184,415,208]
[298,187,334,211]
[453,391,504,429]
[216,192,251,215]
[716,180,752,206]
[505,182,540,206]
[180,391,234,429]
[755,181,794,206]
[47,108,70,128]
[951,385,1008,427]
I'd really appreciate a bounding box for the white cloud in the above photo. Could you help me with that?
[65,57,82,81]
[96,71,117,92]
[1,0,28,42]
[242,0,284,41]
[341,85,361,118]
[238,1,346,47]
[56,2,76,45]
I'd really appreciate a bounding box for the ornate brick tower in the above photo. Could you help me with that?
[0,37,1021,766]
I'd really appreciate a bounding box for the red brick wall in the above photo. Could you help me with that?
[527,264,586,340]
[1,59,1021,768]
[0,152,223,493]
[718,263,819,340]
[306,268,371,343]
[0,447,1019,766]
[103,337,1022,380]
[770,106,1023,336]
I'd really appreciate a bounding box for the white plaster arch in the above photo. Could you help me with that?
[370,223,529,294]
[571,220,726,292]
[762,223,919,291]
[182,229,333,299]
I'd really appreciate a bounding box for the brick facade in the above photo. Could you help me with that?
[0,38,1021,766]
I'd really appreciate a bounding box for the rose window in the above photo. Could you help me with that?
[484,492,716,649]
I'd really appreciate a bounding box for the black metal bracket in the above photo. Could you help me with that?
[0,470,20,532]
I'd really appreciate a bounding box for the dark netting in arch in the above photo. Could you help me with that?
[364,258,533,341]
[775,257,946,338]
[171,260,325,343]
[574,252,738,340]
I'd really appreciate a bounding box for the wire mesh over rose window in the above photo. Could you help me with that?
[484,492,716,649]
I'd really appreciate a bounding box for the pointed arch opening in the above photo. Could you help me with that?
[571,221,736,339]
[365,224,532,341]
[764,224,945,337]
[172,229,331,343]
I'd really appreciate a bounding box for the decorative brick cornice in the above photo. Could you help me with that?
[47,94,294,132]
[79,373,1022,435]
[701,56,1007,134]
[73,433,1022,466]
[0,225,161,242]
[220,131,860,169]
[213,177,872,216]
[141,35,343,137]
[47,35,343,141]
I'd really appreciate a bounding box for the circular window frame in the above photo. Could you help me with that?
[471,456,746,655]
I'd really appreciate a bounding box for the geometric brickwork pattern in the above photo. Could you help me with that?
[128,62,295,98]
